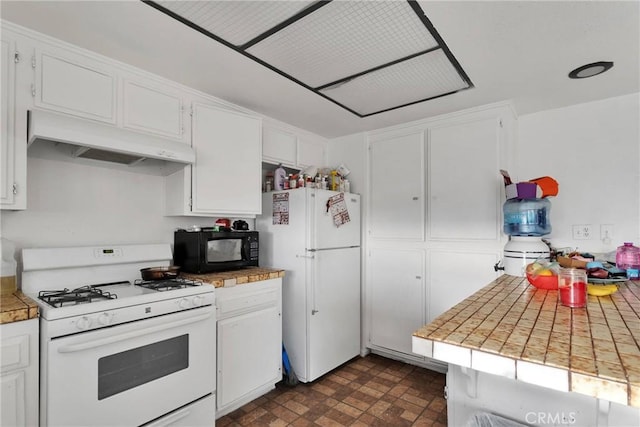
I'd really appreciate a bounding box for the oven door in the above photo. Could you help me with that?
[44,306,215,427]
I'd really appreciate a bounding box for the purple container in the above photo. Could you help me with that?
[516,182,538,199]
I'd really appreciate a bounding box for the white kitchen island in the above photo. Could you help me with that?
[412,275,640,426]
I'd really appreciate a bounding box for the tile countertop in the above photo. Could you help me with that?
[180,267,285,288]
[413,275,640,408]
[0,291,39,325]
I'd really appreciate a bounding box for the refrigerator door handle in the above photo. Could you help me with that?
[307,246,359,252]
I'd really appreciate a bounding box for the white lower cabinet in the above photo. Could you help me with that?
[368,248,425,357]
[368,130,425,241]
[215,279,282,418]
[0,318,39,427]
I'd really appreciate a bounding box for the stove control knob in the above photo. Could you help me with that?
[76,316,91,330]
[192,296,203,307]
[179,298,191,309]
[98,313,112,326]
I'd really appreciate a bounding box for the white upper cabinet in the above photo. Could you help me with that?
[1,31,27,211]
[34,48,116,123]
[191,103,261,215]
[428,116,502,241]
[262,123,326,170]
[121,78,186,142]
[165,102,262,217]
[368,130,425,240]
[262,125,297,166]
[1,38,16,206]
[297,136,325,169]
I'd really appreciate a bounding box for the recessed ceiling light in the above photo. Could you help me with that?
[568,61,614,79]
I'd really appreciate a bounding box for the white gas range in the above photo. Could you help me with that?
[22,243,216,427]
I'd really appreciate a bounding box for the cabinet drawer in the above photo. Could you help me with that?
[217,288,279,319]
[0,333,29,372]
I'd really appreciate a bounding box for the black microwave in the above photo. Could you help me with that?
[173,229,259,273]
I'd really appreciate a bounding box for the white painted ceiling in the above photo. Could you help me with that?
[1,1,638,138]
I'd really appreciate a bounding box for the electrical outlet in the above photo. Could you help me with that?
[573,224,593,240]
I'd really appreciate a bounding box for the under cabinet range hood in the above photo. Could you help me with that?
[27,110,195,171]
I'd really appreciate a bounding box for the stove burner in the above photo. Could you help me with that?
[135,278,202,291]
[39,286,118,308]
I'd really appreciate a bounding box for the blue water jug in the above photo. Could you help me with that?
[503,198,551,236]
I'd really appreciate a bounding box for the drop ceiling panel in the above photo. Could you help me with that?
[246,1,438,88]
[146,0,472,117]
[155,0,315,46]
[320,50,469,116]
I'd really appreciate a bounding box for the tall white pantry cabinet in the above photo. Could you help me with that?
[366,103,516,366]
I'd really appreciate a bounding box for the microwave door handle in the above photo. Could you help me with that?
[57,312,213,353]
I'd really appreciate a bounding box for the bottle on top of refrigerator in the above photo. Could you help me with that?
[616,242,640,279]
[274,165,286,190]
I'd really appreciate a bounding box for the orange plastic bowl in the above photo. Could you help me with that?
[526,272,558,290]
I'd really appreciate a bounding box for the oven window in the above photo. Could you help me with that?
[207,239,242,262]
[98,335,188,400]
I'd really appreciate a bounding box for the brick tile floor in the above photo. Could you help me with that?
[217,354,447,426]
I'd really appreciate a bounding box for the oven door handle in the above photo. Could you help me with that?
[57,311,213,354]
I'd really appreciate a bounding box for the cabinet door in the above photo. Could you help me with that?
[0,371,26,426]
[428,117,501,240]
[1,38,15,205]
[368,248,424,355]
[262,125,296,167]
[34,48,116,123]
[369,131,425,240]
[122,79,185,141]
[0,318,38,427]
[429,250,499,322]
[297,136,325,168]
[217,306,281,409]
[191,103,262,215]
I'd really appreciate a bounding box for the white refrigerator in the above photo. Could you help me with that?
[256,188,361,383]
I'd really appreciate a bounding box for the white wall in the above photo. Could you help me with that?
[0,155,215,261]
[517,93,640,253]
[327,132,367,196]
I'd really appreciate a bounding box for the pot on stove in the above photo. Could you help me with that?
[140,266,180,280]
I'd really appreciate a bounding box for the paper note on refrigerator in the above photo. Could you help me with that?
[328,193,350,227]
[272,193,289,225]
